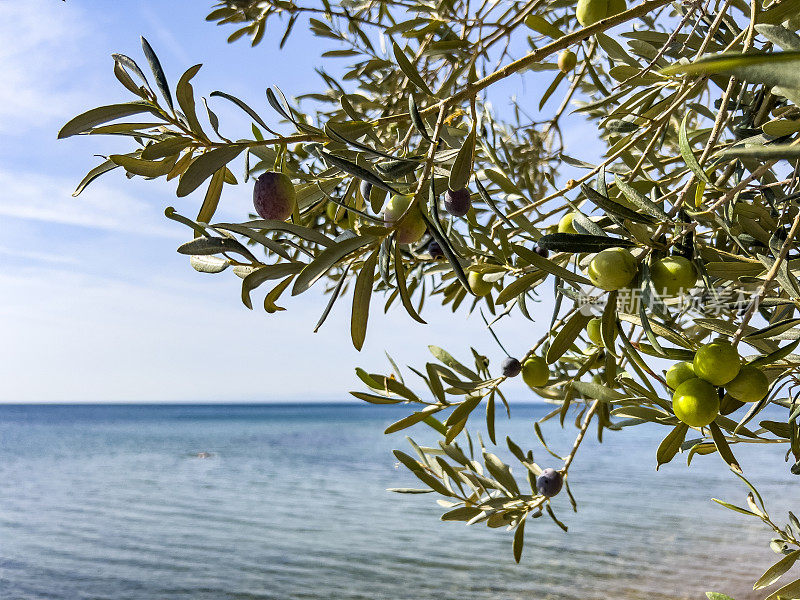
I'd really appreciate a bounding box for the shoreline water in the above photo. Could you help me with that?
[0,403,793,599]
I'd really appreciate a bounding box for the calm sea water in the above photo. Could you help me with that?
[0,403,796,600]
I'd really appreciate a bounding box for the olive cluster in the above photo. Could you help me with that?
[666,342,769,427]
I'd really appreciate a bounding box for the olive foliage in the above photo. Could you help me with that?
[62,0,800,594]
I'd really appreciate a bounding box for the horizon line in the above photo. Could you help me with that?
[0,399,549,406]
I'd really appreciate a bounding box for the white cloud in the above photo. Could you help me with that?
[139,4,192,66]
[0,168,178,237]
[0,245,79,265]
[0,1,102,134]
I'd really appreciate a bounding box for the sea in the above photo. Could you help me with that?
[0,402,796,600]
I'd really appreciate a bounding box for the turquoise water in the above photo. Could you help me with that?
[0,403,795,599]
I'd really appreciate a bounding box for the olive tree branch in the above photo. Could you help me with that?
[369,0,673,132]
[732,210,800,344]
[562,399,601,474]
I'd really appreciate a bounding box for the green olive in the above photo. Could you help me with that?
[665,361,695,390]
[468,271,494,297]
[522,357,549,388]
[587,318,603,345]
[725,365,769,403]
[576,0,609,26]
[693,341,741,386]
[558,50,578,73]
[588,248,638,291]
[384,194,426,245]
[672,377,720,427]
[650,256,697,297]
[558,212,578,234]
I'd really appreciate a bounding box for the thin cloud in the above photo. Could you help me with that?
[0,246,79,265]
[140,4,193,66]
[0,169,178,237]
[0,1,101,134]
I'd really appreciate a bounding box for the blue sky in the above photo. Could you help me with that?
[0,0,597,402]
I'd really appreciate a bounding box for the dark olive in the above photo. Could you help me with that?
[253,172,297,221]
[428,240,444,259]
[501,357,522,377]
[444,188,471,217]
[536,468,563,497]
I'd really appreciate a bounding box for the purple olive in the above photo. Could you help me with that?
[444,188,471,217]
[428,240,444,259]
[253,172,297,221]
[535,245,549,258]
[501,357,522,377]
[536,468,563,497]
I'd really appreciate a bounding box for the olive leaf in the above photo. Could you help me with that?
[408,95,432,141]
[189,255,229,273]
[656,423,688,469]
[449,127,476,192]
[292,235,375,295]
[320,151,400,194]
[581,183,656,225]
[141,36,173,111]
[177,146,244,197]
[392,41,434,96]
[58,102,159,138]
[241,263,305,309]
[679,114,712,185]
[662,50,800,89]
[537,233,636,253]
[210,90,273,131]
[176,64,206,138]
[351,249,379,350]
[177,235,256,262]
[385,406,444,434]
[547,311,593,364]
[141,136,192,160]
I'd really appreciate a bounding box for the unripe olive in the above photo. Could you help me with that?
[725,365,769,403]
[522,357,549,388]
[444,188,472,217]
[587,318,603,345]
[558,50,578,73]
[665,361,695,390]
[326,202,346,223]
[536,468,563,497]
[326,202,336,221]
[588,248,638,291]
[253,171,297,221]
[558,212,578,234]
[468,271,494,297]
[672,377,720,427]
[607,0,627,16]
[693,341,741,386]
[576,0,608,27]
[501,357,522,377]
[384,194,427,245]
[650,256,697,297]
